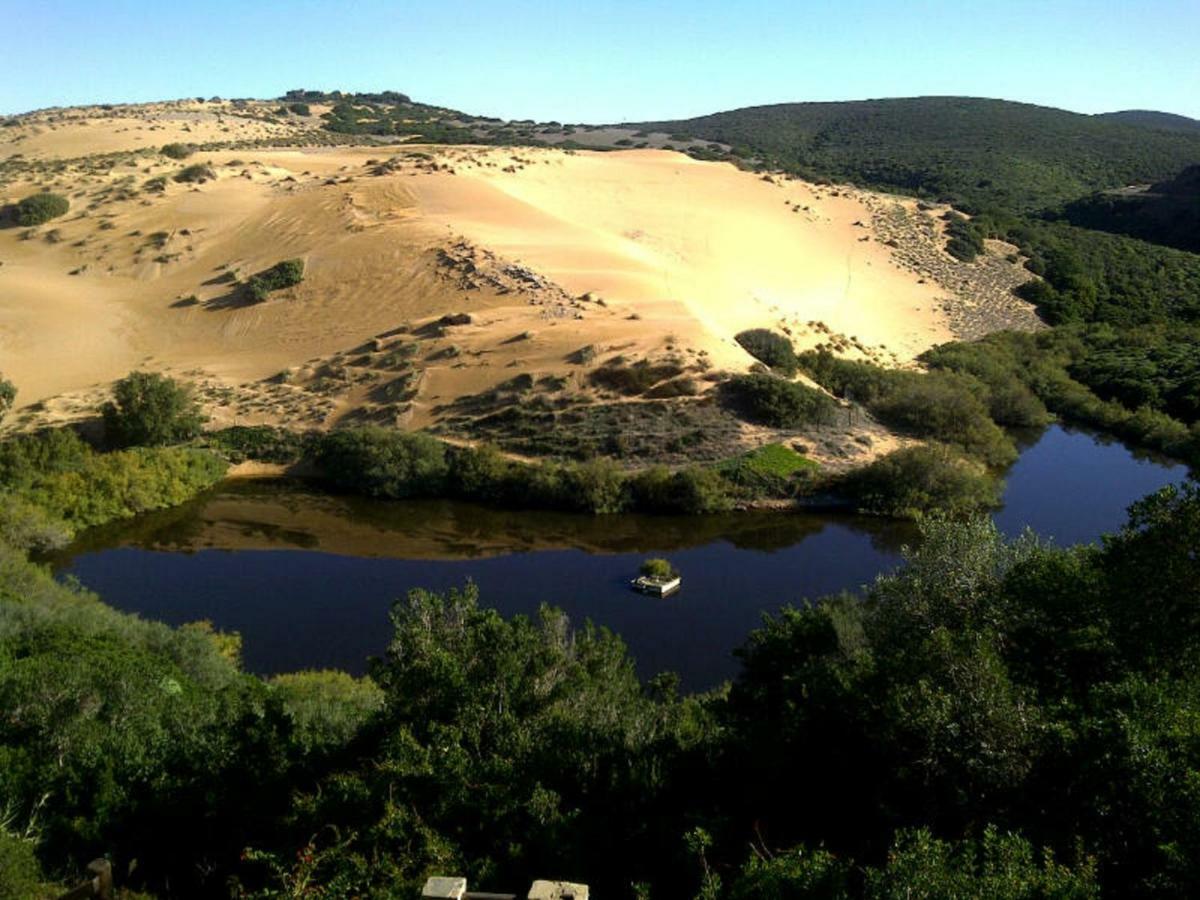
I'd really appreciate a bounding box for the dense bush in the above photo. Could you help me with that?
[160,142,195,159]
[717,442,818,498]
[316,428,448,498]
[14,192,69,226]
[735,328,799,374]
[269,670,383,755]
[287,102,311,117]
[245,258,305,302]
[798,351,1017,464]
[103,371,206,447]
[721,373,838,427]
[837,443,1002,517]
[0,427,226,535]
[944,211,986,261]
[173,163,217,183]
[0,830,43,900]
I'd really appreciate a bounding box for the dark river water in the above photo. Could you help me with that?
[53,426,1191,689]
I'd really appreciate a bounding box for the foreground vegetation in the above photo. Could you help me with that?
[3,433,1199,895]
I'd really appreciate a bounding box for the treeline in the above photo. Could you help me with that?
[634,96,1200,212]
[6,479,1200,896]
[921,328,1200,467]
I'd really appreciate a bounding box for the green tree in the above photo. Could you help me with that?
[102,371,206,447]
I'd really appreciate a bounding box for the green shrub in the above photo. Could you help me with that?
[640,558,676,578]
[201,425,311,464]
[0,493,71,552]
[798,351,1017,465]
[316,428,448,498]
[288,102,311,117]
[722,373,838,427]
[160,142,195,160]
[103,371,206,447]
[838,444,1001,518]
[735,328,799,374]
[628,465,734,513]
[564,457,628,514]
[14,192,69,226]
[173,163,216,183]
[718,443,818,498]
[245,258,305,302]
[0,376,14,423]
[0,830,43,900]
[270,670,383,755]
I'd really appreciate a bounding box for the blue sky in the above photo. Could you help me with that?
[3,0,1198,120]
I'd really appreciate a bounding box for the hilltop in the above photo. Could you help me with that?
[632,96,1200,212]
[0,95,1042,471]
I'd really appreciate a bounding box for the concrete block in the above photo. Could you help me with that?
[528,880,589,900]
[422,875,467,899]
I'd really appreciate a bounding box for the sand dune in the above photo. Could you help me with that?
[0,103,1040,463]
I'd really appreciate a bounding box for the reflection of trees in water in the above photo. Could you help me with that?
[52,478,917,564]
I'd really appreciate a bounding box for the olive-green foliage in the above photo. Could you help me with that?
[722,373,838,428]
[173,162,217,183]
[1009,219,1200,325]
[838,444,1002,518]
[717,442,818,499]
[640,558,676,578]
[0,830,43,900]
[262,582,717,895]
[922,328,1200,464]
[727,491,1200,896]
[944,212,986,262]
[0,542,278,891]
[103,371,206,448]
[627,465,734,514]
[287,102,311,117]
[159,142,195,160]
[200,425,312,464]
[0,428,226,534]
[269,670,383,755]
[0,493,72,552]
[1057,164,1200,254]
[314,429,737,514]
[729,828,1097,899]
[634,97,1200,212]
[13,192,68,226]
[316,427,448,498]
[735,328,800,374]
[798,351,1018,465]
[245,258,305,302]
[864,827,1097,899]
[0,375,14,423]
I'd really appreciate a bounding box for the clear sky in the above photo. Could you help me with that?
[3,0,1198,120]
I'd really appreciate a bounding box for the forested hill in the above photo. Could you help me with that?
[1057,163,1200,253]
[632,96,1200,212]
[1095,109,1200,133]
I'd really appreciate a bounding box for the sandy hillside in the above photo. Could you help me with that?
[0,101,1041,466]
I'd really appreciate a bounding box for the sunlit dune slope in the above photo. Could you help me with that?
[0,108,1038,449]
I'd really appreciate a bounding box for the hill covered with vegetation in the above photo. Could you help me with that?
[1095,109,1200,133]
[1054,164,1200,253]
[634,96,1200,213]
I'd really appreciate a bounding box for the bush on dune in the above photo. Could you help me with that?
[245,258,305,302]
[160,142,195,160]
[722,373,838,428]
[103,371,206,448]
[13,192,69,226]
[735,328,800,374]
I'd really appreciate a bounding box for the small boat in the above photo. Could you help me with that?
[631,574,682,597]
